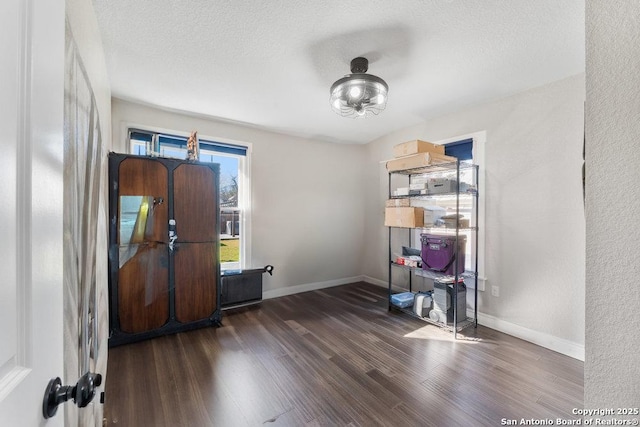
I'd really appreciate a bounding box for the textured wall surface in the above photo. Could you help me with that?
[364,75,586,357]
[585,1,640,408]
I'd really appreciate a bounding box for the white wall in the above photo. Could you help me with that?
[111,99,367,296]
[585,1,640,408]
[66,0,111,139]
[65,1,112,426]
[363,75,586,359]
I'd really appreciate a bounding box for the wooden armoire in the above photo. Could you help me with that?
[107,153,221,347]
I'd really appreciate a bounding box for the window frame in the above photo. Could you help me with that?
[434,131,487,290]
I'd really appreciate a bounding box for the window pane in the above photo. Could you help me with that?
[215,156,239,208]
[220,236,239,263]
[131,140,146,155]
[214,155,240,265]
[444,138,473,160]
[160,147,186,159]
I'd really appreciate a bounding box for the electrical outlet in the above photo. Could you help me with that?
[491,285,500,297]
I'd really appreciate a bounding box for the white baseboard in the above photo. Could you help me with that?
[476,312,585,361]
[361,276,585,361]
[362,275,386,288]
[262,276,365,300]
[362,276,407,292]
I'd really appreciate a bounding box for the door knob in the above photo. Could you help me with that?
[42,372,102,419]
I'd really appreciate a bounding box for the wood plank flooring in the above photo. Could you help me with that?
[104,282,583,426]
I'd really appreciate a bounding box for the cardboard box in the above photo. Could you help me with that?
[385,198,410,208]
[386,152,457,172]
[393,140,444,158]
[385,207,424,228]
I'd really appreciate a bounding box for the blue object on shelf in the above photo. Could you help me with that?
[391,292,415,308]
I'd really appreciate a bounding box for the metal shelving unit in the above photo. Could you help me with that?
[386,160,479,338]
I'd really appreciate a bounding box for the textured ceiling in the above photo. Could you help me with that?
[92,0,584,144]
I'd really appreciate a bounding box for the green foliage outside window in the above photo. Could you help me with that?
[220,239,239,263]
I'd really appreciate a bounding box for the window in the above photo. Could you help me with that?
[128,129,250,270]
[439,133,486,288]
[412,134,486,289]
[444,138,473,161]
[410,159,476,272]
[444,138,475,272]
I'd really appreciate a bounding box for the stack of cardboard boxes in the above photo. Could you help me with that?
[384,140,457,228]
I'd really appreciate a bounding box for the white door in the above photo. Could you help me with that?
[0,0,66,425]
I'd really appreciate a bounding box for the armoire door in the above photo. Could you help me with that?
[173,163,219,323]
[116,157,170,333]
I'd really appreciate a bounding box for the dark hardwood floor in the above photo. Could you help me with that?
[104,282,583,426]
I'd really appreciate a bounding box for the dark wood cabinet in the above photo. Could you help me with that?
[108,153,221,346]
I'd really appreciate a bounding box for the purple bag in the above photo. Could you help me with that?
[420,234,466,275]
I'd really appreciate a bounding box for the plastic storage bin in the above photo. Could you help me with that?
[391,292,415,308]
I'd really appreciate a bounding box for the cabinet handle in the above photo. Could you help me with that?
[169,219,177,251]
[152,196,164,209]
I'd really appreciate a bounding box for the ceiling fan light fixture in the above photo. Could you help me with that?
[329,57,388,118]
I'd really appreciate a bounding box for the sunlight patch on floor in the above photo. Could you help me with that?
[403,324,483,343]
